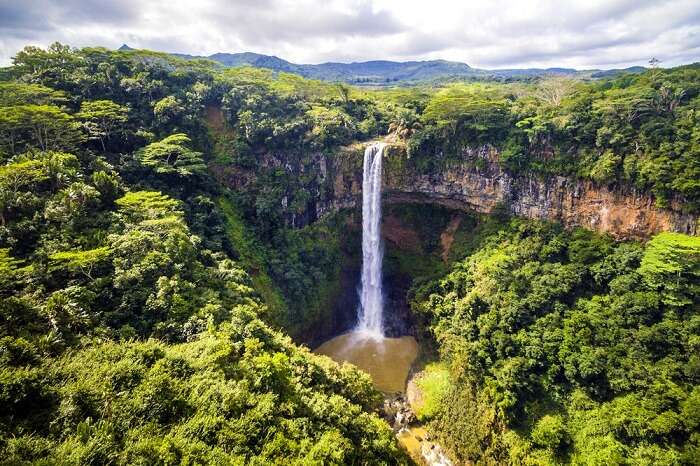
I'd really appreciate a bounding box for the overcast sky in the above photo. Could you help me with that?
[1,0,699,69]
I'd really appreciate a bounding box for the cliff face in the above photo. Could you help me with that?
[324,145,698,240]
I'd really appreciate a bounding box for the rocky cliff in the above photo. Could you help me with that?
[323,144,698,240]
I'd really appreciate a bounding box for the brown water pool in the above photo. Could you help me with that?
[314,331,419,393]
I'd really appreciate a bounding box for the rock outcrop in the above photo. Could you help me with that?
[324,144,697,240]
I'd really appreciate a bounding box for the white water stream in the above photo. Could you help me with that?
[356,142,386,337]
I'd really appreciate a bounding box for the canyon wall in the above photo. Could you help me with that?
[323,144,698,240]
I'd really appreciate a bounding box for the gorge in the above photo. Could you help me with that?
[1,43,699,465]
[315,142,420,395]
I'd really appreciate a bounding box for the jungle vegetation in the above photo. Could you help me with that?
[409,217,700,465]
[0,42,698,464]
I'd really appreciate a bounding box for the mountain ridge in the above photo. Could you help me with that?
[124,45,646,84]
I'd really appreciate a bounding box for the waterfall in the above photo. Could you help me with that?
[356,142,386,337]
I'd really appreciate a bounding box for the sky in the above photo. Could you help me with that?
[1,0,699,69]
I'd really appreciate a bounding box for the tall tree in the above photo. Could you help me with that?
[137,133,206,177]
[0,105,81,154]
[76,100,129,151]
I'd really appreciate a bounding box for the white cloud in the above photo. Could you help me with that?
[0,0,698,68]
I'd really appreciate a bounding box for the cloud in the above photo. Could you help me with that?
[0,0,139,32]
[207,0,404,44]
[0,0,698,68]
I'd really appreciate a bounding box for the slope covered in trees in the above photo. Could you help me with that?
[0,42,698,464]
[410,218,700,464]
[0,43,404,464]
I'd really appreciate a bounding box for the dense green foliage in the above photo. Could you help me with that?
[0,42,400,337]
[410,218,700,464]
[0,43,405,464]
[1,313,401,464]
[1,42,698,464]
[409,67,700,211]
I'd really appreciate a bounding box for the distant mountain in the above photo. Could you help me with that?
[302,59,475,83]
[125,46,645,85]
[208,53,300,72]
[487,67,579,77]
[590,66,647,78]
[172,51,479,83]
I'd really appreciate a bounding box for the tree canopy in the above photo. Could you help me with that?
[138,134,206,177]
[0,42,697,465]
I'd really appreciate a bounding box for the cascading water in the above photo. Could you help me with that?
[356,142,386,337]
[315,142,420,394]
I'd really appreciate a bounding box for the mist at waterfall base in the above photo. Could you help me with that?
[315,143,418,394]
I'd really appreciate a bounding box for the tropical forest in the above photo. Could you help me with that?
[0,7,699,464]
